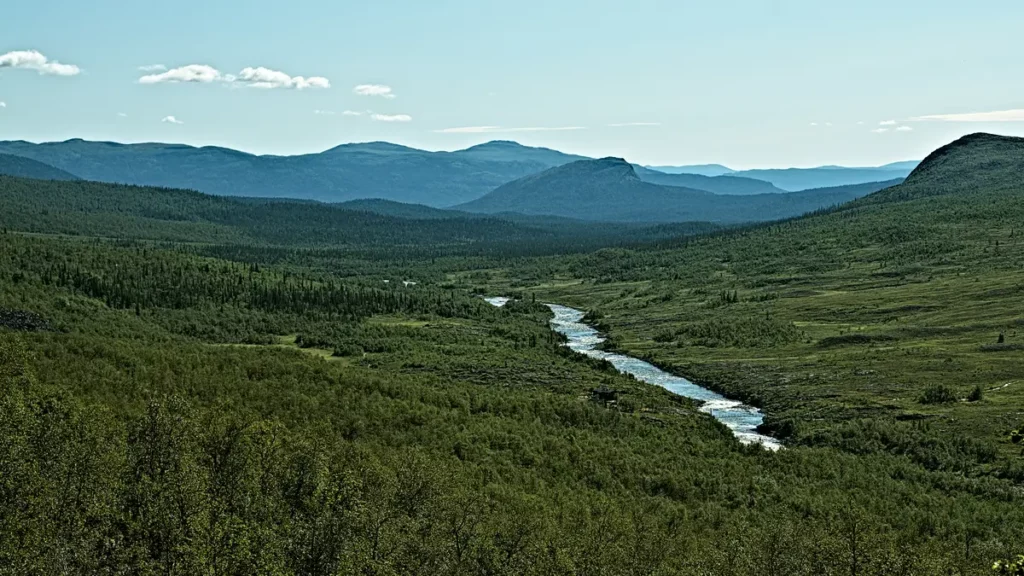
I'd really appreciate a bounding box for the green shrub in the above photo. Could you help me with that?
[968,385,984,402]
[919,384,958,405]
[994,555,1024,575]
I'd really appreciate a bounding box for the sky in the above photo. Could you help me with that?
[2,0,1024,168]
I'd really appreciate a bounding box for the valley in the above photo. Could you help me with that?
[6,5,1023,573]
[460,134,1024,460]
[0,133,1022,574]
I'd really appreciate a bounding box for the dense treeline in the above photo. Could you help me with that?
[0,234,498,345]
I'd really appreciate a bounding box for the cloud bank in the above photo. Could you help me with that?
[0,50,80,76]
[161,116,184,125]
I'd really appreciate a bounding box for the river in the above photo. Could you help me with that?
[486,297,781,450]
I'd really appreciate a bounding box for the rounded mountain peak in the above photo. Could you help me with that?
[567,157,637,180]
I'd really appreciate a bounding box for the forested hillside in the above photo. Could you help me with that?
[0,175,551,247]
[0,153,78,181]
[0,175,731,258]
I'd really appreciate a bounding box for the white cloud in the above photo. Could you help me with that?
[435,126,502,134]
[0,50,80,76]
[504,126,584,132]
[354,84,396,98]
[434,125,586,134]
[607,122,660,127]
[0,102,6,108]
[313,109,335,116]
[235,67,329,90]
[809,122,818,126]
[138,64,167,72]
[342,110,363,116]
[161,115,184,125]
[140,64,222,84]
[871,128,889,133]
[140,64,328,89]
[857,121,865,125]
[117,112,127,117]
[371,113,412,122]
[879,120,897,126]
[896,125,913,132]
[911,109,1024,122]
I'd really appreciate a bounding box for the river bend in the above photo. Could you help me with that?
[486,297,781,450]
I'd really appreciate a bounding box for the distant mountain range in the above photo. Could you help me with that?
[730,165,915,191]
[0,139,914,207]
[648,160,919,190]
[456,157,900,223]
[644,164,734,177]
[633,166,784,195]
[0,139,573,207]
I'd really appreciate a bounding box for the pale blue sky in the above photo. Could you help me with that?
[2,0,1023,168]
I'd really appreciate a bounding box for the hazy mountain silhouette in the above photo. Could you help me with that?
[0,139,583,207]
[633,166,784,195]
[729,165,913,190]
[0,138,908,205]
[457,157,899,222]
[645,164,735,176]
